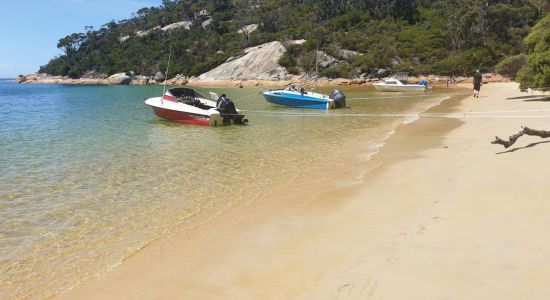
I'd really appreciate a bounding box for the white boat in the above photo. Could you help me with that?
[373,72,428,92]
[145,87,247,126]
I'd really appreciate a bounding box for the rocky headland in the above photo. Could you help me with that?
[16,40,510,88]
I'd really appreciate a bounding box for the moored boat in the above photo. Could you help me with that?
[145,87,247,126]
[261,85,346,109]
[373,72,428,92]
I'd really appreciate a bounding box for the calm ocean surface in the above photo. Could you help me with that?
[0,78,448,298]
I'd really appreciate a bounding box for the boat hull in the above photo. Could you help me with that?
[151,106,211,126]
[145,97,228,126]
[262,92,330,109]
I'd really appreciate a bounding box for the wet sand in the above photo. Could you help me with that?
[57,82,550,299]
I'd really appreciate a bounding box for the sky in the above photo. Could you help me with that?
[0,0,162,78]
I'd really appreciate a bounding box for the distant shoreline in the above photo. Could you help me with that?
[14,73,510,88]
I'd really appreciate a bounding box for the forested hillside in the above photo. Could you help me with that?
[39,0,548,83]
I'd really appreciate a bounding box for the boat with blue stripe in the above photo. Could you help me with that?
[261,86,346,110]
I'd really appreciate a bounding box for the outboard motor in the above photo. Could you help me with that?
[329,90,346,109]
[217,95,247,125]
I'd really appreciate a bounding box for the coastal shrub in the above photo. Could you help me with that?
[287,66,300,75]
[278,54,296,68]
[67,68,80,79]
[350,55,374,73]
[320,62,353,79]
[285,44,303,56]
[517,51,550,91]
[495,54,527,79]
[518,13,550,90]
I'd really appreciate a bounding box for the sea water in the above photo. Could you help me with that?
[0,79,449,298]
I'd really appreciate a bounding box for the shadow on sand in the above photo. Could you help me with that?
[496,140,550,155]
[506,95,550,102]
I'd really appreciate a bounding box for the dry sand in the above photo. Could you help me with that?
[57,82,550,299]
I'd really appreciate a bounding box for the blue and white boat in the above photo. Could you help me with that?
[261,86,346,110]
[373,72,429,92]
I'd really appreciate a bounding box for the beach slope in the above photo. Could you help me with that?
[58,82,550,299]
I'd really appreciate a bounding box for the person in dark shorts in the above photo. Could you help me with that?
[473,69,482,98]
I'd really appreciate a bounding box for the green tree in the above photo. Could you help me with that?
[517,13,550,90]
[496,54,527,79]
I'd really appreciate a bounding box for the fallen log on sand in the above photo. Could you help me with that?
[492,126,550,148]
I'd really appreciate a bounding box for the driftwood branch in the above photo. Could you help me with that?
[492,126,550,148]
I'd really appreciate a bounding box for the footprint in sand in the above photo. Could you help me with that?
[360,278,379,299]
[338,283,354,298]
[416,224,426,235]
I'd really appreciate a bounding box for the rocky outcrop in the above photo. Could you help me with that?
[81,70,108,79]
[287,39,306,45]
[120,21,193,42]
[16,74,27,83]
[162,21,192,31]
[16,73,67,84]
[107,73,132,85]
[336,49,362,60]
[130,75,151,85]
[136,26,161,37]
[202,19,212,29]
[197,41,289,81]
[316,51,339,68]
[153,71,166,82]
[168,74,189,85]
[16,72,185,86]
[238,24,258,34]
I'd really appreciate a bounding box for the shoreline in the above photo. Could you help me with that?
[15,73,509,88]
[55,86,469,299]
[57,82,550,299]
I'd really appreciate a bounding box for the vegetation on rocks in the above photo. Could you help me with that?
[38,0,549,81]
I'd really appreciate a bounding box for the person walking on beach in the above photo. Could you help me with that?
[473,69,482,98]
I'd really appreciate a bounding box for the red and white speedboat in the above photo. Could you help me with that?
[145,87,247,126]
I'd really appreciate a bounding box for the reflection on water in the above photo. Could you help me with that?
[0,81,447,298]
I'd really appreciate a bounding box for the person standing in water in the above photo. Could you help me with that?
[473,69,483,98]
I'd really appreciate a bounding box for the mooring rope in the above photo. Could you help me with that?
[238,109,550,119]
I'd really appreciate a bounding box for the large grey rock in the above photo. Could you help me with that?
[131,75,150,85]
[162,21,192,31]
[107,73,132,85]
[172,74,188,85]
[136,26,160,37]
[81,70,108,79]
[201,19,212,29]
[337,49,362,60]
[238,24,258,34]
[316,51,339,68]
[153,71,166,82]
[198,41,288,81]
[16,74,27,83]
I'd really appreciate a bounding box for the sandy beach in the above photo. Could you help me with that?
[57,82,550,299]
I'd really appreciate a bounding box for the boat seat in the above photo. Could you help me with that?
[178,95,199,105]
[178,96,212,110]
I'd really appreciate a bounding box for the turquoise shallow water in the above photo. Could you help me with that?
[0,79,448,298]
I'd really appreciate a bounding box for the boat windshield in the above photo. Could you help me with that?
[287,85,298,92]
[169,88,206,99]
[285,86,309,95]
[394,72,409,84]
